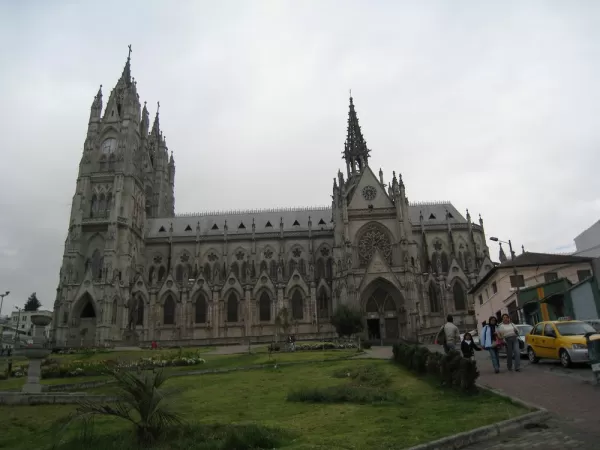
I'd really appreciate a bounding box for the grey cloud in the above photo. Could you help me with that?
[1,0,600,311]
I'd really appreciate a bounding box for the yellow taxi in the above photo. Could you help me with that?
[525,320,597,368]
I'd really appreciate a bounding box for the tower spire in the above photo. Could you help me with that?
[151,101,161,137]
[342,93,371,177]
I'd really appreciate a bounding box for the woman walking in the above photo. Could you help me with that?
[497,314,521,372]
[480,316,501,373]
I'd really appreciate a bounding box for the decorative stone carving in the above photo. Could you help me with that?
[208,252,218,262]
[264,249,273,259]
[292,248,302,258]
[261,276,268,284]
[229,278,235,285]
[236,250,245,260]
[358,225,391,265]
[320,246,330,257]
[153,255,163,264]
[166,280,173,288]
[180,253,190,263]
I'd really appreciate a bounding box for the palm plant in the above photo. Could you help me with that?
[55,367,182,446]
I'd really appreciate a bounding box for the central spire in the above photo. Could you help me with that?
[343,93,370,177]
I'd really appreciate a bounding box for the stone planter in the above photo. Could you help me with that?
[17,314,52,393]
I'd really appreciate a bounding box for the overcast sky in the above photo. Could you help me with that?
[1,0,600,313]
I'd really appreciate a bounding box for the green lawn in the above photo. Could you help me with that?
[0,348,356,391]
[0,359,527,450]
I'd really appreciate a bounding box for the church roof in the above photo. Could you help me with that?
[146,201,467,238]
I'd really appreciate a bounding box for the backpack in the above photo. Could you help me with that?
[436,325,447,345]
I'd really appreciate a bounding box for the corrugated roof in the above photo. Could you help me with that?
[146,202,467,238]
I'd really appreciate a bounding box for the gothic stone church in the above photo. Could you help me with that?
[52,52,493,347]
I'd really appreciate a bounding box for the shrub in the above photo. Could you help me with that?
[332,364,391,388]
[361,341,372,350]
[287,385,400,404]
[392,343,478,394]
[330,305,364,337]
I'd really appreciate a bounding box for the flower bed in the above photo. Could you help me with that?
[268,341,358,352]
[6,351,206,379]
[392,343,479,393]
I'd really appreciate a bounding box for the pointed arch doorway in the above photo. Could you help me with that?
[361,279,405,343]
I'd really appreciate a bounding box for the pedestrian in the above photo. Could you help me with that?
[460,332,481,360]
[497,313,521,372]
[481,316,501,373]
[436,315,461,353]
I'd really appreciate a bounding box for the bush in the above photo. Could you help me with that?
[287,385,400,404]
[392,343,479,393]
[332,364,391,388]
[361,342,372,350]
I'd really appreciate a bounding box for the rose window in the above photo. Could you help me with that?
[362,185,377,201]
[358,225,392,265]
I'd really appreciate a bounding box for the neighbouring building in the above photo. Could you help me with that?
[469,252,594,329]
[574,220,600,258]
[517,277,600,324]
[51,49,491,348]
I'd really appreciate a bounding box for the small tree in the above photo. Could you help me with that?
[330,305,364,338]
[24,292,42,312]
[274,308,292,347]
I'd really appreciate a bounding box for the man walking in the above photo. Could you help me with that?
[436,315,461,354]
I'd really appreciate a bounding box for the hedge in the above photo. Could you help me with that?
[392,343,479,393]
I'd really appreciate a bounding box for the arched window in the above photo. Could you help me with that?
[195,295,207,324]
[136,296,144,326]
[145,186,153,216]
[90,249,103,280]
[326,259,333,280]
[106,193,112,212]
[316,259,325,280]
[175,265,184,282]
[203,263,211,282]
[185,264,193,280]
[441,252,449,273]
[291,291,303,320]
[231,262,239,280]
[288,259,297,275]
[90,194,97,217]
[227,293,238,322]
[270,260,277,279]
[318,290,329,319]
[98,193,106,216]
[453,283,467,311]
[259,292,271,322]
[260,260,268,274]
[148,266,155,284]
[163,295,175,325]
[158,266,166,282]
[111,298,118,324]
[429,283,440,313]
[299,259,306,275]
[241,262,248,282]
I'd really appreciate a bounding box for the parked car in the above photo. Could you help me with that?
[525,320,597,368]
[497,323,533,357]
[583,319,600,332]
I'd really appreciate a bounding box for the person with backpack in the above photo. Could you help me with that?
[436,315,461,353]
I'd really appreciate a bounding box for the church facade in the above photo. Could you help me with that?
[51,52,493,347]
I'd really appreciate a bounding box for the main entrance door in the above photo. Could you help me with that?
[363,283,404,342]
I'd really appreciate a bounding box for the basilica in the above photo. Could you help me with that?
[51,50,493,347]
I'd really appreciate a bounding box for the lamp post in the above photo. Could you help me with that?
[489,237,522,322]
[0,291,9,318]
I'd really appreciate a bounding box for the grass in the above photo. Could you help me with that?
[0,359,527,449]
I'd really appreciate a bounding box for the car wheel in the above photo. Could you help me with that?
[560,349,572,368]
[528,347,539,363]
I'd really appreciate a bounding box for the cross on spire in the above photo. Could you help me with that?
[128,44,132,60]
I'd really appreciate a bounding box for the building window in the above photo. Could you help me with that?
[577,270,592,282]
[509,274,525,288]
[163,295,175,325]
[291,291,303,320]
[478,294,483,305]
[491,281,498,294]
[195,296,207,324]
[544,272,558,283]
[259,292,271,322]
[452,283,467,311]
[227,293,238,323]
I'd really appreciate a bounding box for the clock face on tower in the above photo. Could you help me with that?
[101,138,117,154]
[362,185,377,201]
